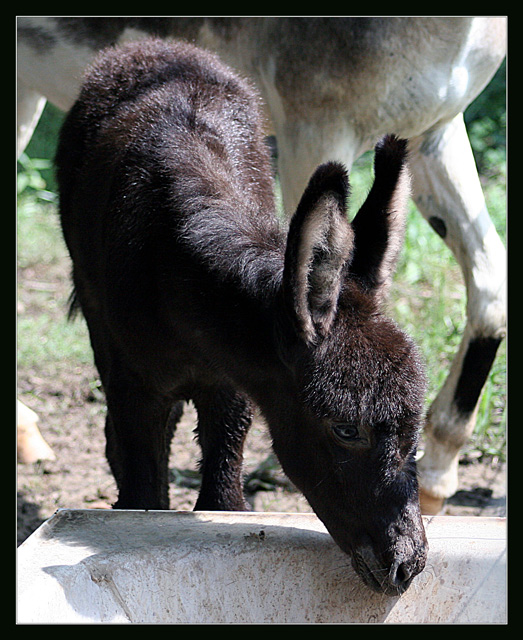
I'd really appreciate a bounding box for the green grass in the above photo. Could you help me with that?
[347,150,506,460]
[17,196,93,370]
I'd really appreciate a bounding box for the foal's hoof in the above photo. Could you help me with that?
[419,488,445,515]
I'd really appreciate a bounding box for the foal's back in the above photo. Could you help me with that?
[57,38,274,226]
[56,38,278,311]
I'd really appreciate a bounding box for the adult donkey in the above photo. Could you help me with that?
[17,17,506,512]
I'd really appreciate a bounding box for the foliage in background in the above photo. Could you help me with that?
[17,60,506,461]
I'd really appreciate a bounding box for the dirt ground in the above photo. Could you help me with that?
[17,361,507,548]
[17,239,506,547]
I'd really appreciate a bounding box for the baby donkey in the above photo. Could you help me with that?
[56,39,427,596]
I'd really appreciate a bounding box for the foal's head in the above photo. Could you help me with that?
[268,136,427,595]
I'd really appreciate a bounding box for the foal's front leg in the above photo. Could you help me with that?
[409,114,506,514]
[192,386,253,511]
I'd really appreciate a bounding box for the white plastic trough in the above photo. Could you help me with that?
[17,510,506,624]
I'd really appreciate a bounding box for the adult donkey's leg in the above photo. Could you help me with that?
[17,83,54,464]
[17,78,46,157]
[408,114,506,514]
[273,116,359,216]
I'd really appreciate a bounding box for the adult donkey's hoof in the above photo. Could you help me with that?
[17,400,55,464]
[419,488,445,515]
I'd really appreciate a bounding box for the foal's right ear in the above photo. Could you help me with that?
[282,162,354,344]
[349,135,410,303]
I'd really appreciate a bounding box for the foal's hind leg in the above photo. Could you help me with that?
[408,114,506,513]
[104,373,175,511]
[96,350,177,510]
[80,308,176,510]
[192,386,253,511]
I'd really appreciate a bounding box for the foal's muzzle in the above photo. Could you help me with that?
[351,534,428,596]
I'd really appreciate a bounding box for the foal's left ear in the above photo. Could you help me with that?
[283,162,353,344]
[349,135,411,303]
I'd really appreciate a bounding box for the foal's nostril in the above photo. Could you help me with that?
[390,561,412,588]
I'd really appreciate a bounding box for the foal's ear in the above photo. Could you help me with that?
[349,135,410,302]
[283,162,353,344]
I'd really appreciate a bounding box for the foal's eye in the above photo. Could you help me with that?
[331,423,362,444]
